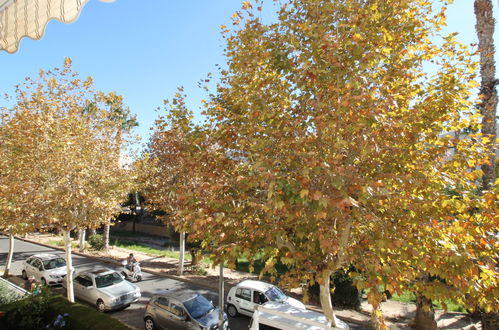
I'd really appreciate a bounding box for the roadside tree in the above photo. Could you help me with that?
[195,0,491,327]
[1,59,131,302]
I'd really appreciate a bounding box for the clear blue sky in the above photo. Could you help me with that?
[0,0,496,150]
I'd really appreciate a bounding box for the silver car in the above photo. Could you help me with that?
[64,268,141,312]
[144,288,228,330]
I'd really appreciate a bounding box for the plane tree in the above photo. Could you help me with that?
[0,59,131,302]
[188,0,492,327]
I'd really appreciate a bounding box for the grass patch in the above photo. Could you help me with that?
[109,238,191,260]
[390,291,464,312]
[46,239,77,249]
[391,290,417,304]
[110,229,177,249]
[230,254,288,278]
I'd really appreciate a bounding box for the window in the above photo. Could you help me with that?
[32,259,42,270]
[236,288,251,301]
[253,291,267,304]
[75,275,92,287]
[170,302,185,316]
[155,297,170,309]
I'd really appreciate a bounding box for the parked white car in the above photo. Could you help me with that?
[21,253,69,286]
[226,280,306,317]
[63,268,141,311]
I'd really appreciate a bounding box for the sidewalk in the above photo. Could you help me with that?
[12,233,482,329]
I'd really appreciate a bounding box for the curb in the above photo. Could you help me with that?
[12,234,372,328]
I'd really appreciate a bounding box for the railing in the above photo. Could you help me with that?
[0,276,29,298]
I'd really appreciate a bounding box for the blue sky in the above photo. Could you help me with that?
[0,0,496,150]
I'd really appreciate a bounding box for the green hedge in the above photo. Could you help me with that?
[0,294,131,330]
[308,269,362,310]
[88,234,105,250]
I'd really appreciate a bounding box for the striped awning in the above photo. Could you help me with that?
[0,0,114,53]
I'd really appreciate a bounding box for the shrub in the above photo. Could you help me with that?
[88,234,104,250]
[308,269,362,310]
[3,288,50,329]
[190,265,208,276]
[0,294,130,330]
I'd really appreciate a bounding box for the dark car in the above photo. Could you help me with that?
[144,288,228,330]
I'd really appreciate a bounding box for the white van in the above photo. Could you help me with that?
[227,280,305,317]
[249,302,350,330]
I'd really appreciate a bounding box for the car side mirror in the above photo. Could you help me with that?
[39,267,43,271]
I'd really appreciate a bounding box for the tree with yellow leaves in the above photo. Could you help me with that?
[0,59,131,302]
[195,0,491,328]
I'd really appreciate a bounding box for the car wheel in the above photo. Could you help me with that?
[41,277,47,286]
[22,270,27,280]
[136,275,142,282]
[144,316,155,330]
[96,299,106,312]
[227,304,238,317]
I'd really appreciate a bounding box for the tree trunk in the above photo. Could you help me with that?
[319,271,338,328]
[78,229,86,251]
[482,312,499,330]
[371,304,388,330]
[3,234,15,277]
[414,293,438,330]
[475,3,498,327]
[178,232,185,276]
[189,248,202,266]
[62,229,75,303]
[475,0,498,191]
[103,224,110,251]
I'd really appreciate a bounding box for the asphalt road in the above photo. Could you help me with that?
[0,236,367,330]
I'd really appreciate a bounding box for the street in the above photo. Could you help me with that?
[0,236,367,330]
[0,235,250,330]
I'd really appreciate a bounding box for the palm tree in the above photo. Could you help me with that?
[474,2,497,329]
[475,0,497,191]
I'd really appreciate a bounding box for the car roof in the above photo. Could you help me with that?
[75,268,115,277]
[256,302,329,330]
[30,253,60,261]
[236,280,275,292]
[153,288,201,303]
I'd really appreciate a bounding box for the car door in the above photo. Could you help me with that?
[169,301,190,329]
[253,290,267,307]
[153,296,176,329]
[74,275,93,303]
[31,258,43,281]
[24,257,34,277]
[235,287,254,316]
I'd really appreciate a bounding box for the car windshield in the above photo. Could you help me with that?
[265,286,287,302]
[183,294,214,319]
[95,272,123,288]
[43,258,66,270]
